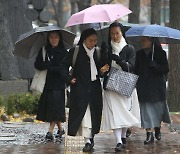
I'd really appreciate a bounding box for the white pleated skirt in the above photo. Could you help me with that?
[102,89,141,131]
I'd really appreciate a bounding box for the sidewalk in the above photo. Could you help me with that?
[0,114,179,154]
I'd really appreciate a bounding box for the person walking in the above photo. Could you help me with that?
[134,36,171,144]
[101,22,141,152]
[35,30,67,141]
[61,28,108,152]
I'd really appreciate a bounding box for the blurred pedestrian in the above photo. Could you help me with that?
[101,22,141,152]
[35,30,67,141]
[61,28,109,152]
[134,36,171,144]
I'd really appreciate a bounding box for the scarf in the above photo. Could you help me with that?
[83,43,98,81]
[111,36,127,68]
[111,36,127,55]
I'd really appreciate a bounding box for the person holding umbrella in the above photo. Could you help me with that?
[35,30,68,141]
[61,28,109,152]
[101,22,141,152]
[134,36,171,144]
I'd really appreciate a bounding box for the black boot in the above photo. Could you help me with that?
[144,132,154,144]
[154,127,161,140]
[126,128,131,138]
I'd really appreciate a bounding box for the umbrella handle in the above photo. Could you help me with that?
[152,43,154,61]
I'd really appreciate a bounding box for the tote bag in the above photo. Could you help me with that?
[106,67,139,97]
[30,47,48,93]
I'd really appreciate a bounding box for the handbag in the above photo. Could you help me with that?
[30,47,48,93]
[105,66,139,97]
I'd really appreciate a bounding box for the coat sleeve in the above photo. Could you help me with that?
[117,45,136,72]
[47,50,68,74]
[34,48,49,70]
[149,49,169,75]
[60,48,75,84]
[134,50,140,75]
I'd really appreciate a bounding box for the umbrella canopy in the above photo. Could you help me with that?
[13,25,76,59]
[65,4,132,27]
[125,24,180,44]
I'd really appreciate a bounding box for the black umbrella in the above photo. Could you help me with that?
[13,25,76,59]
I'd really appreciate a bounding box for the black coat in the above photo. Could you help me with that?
[103,44,136,89]
[61,45,103,136]
[134,48,169,102]
[34,46,67,90]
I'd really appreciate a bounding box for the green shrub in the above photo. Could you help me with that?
[0,94,3,107]
[6,93,40,115]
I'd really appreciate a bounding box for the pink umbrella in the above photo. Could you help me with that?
[65,4,132,27]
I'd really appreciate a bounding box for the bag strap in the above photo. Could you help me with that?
[72,45,101,67]
[72,45,79,67]
[42,46,50,61]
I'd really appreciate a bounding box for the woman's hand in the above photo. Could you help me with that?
[100,64,110,74]
[70,78,77,84]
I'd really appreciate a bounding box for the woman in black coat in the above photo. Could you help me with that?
[134,37,171,144]
[61,28,108,152]
[35,30,67,141]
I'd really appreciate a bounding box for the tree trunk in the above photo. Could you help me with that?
[128,0,140,23]
[77,0,91,32]
[70,1,78,34]
[168,0,180,111]
[151,0,161,24]
[0,0,20,80]
[57,0,64,27]
[2,0,35,79]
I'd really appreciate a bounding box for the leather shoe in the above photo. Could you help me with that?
[154,127,161,140]
[115,143,123,152]
[83,143,93,152]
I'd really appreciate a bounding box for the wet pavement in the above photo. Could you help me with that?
[0,113,179,154]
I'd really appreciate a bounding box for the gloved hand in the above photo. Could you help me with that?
[111,54,123,62]
[148,61,157,69]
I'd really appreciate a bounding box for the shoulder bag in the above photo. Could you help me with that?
[30,47,48,93]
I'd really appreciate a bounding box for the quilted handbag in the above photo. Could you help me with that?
[30,47,48,93]
[106,67,139,97]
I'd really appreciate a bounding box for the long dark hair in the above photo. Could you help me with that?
[78,28,97,45]
[46,30,65,50]
[108,21,126,47]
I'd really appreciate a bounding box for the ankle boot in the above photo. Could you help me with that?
[144,132,154,144]
[154,127,161,140]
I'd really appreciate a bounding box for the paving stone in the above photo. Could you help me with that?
[0,137,16,141]
[0,133,15,137]
[2,124,25,128]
